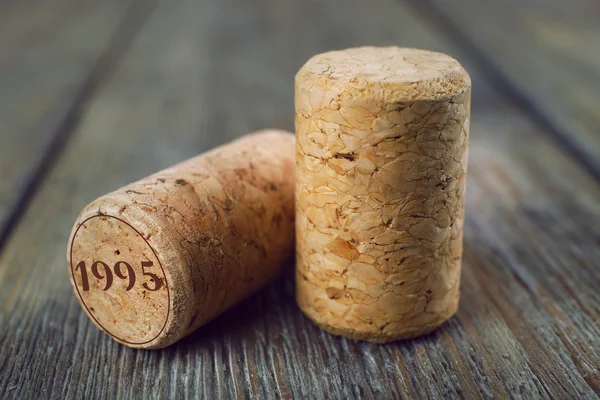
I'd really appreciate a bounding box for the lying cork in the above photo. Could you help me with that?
[67,130,295,349]
[295,47,471,342]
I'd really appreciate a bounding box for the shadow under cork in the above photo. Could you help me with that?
[168,241,482,355]
[173,253,298,349]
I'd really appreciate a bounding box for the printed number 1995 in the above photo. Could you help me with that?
[74,260,163,292]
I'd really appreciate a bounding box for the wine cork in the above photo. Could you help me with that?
[67,130,295,349]
[295,47,471,342]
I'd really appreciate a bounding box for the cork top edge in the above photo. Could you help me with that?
[296,46,471,102]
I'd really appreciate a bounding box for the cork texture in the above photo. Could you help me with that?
[295,47,471,342]
[70,215,170,346]
[67,130,296,349]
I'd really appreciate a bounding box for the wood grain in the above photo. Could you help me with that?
[0,0,599,398]
[420,0,600,179]
[0,0,150,248]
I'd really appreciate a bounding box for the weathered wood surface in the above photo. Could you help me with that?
[0,0,147,246]
[421,0,600,179]
[1,0,599,398]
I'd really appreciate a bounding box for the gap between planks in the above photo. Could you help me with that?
[0,0,156,256]
[401,0,600,184]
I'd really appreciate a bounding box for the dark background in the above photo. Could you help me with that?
[1,0,599,398]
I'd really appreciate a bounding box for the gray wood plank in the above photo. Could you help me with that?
[419,0,600,180]
[0,0,148,247]
[0,0,599,398]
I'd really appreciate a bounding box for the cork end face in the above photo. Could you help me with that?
[69,215,171,348]
[296,46,471,102]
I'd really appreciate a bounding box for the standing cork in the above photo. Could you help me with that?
[295,47,471,342]
[67,130,295,349]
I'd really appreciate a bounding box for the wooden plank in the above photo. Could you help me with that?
[418,0,600,179]
[0,1,80,64]
[0,0,147,247]
[0,0,599,398]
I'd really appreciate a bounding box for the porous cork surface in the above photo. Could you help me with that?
[295,47,471,342]
[68,130,296,349]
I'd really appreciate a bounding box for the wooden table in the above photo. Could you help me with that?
[1,0,599,398]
